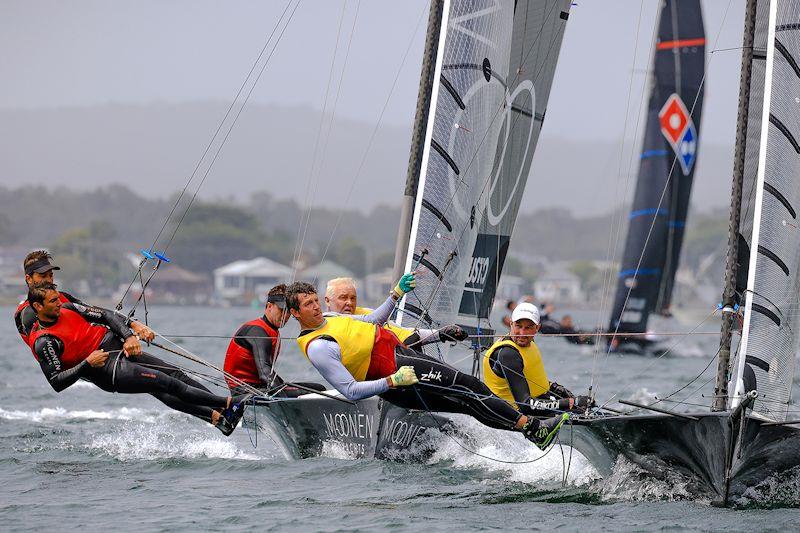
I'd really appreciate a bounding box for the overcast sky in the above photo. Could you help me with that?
[0,0,746,212]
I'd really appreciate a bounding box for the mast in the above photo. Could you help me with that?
[711,0,758,412]
[392,1,445,282]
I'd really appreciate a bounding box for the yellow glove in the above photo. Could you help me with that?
[388,366,419,387]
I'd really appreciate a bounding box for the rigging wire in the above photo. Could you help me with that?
[312,1,430,268]
[160,0,303,256]
[592,0,736,399]
[589,0,652,387]
[291,0,351,281]
[116,0,298,309]
[598,306,719,408]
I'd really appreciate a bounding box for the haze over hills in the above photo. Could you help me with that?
[0,102,734,216]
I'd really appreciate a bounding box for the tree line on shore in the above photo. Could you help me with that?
[0,185,727,297]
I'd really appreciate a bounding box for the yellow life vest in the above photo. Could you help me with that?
[296,316,377,381]
[354,306,415,342]
[482,338,550,410]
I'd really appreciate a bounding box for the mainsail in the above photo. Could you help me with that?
[608,0,705,337]
[729,0,800,421]
[398,0,572,336]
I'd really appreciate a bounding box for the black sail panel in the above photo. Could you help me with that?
[609,0,705,336]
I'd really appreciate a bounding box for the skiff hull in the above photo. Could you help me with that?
[247,394,451,460]
[565,411,800,504]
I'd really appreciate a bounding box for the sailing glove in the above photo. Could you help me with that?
[554,395,595,412]
[438,324,468,343]
[388,366,419,387]
[549,381,574,399]
[392,271,417,299]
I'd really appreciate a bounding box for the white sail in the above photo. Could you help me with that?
[731,0,800,421]
[398,0,572,334]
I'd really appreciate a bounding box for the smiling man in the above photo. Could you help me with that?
[483,303,593,417]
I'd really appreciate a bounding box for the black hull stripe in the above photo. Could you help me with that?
[764,182,797,219]
[431,139,460,175]
[401,303,433,326]
[413,253,442,279]
[778,23,800,31]
[752,302,781,327]
[753,50,767,60]
[776,39,800,79]
[758,245,790,276]
[421,198,453,232]
[440,75,465,110]
[769,114,800,154]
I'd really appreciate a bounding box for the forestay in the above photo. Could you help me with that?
[398,0,571,337]
[731,0,800,421]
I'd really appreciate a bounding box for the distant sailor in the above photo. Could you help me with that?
[27,282,250,436]
[324,276,468,347]
[287,275,569,449]
[484,303,594,416]
[224,284,326,396]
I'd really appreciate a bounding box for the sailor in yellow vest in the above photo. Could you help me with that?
[287,277,569,449]
[323,277,468,348]
[484,303,593,416]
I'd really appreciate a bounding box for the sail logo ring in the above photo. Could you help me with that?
[486,79,536,227]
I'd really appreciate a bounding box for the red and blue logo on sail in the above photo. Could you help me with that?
[658,93,697,175]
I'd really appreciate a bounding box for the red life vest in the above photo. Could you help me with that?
[28,307,108,368]
[16,292,72,347]
[223,318,280,388]
[365,326,401,380]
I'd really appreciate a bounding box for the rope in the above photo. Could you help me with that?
[117,0,299,310]
[592,0,736,400]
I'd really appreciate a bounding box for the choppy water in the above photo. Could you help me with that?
[2,304,800,531]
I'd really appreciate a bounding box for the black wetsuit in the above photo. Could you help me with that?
[380,346,524,431]
[32,303,230,418]
[487,345,574,417]
[226,316,325,397]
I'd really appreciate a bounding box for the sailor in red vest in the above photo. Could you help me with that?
[14,250,219,417]
[28,282,252,436]
[14,250,154,348]
[224,284,326,397]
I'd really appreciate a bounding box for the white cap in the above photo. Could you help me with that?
[511,303,540,325]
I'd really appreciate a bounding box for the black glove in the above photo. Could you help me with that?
[438,324,468,342]
[549,381,574,399]
[574,395,595,409]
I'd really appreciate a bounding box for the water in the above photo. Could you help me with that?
[3,305,800,531]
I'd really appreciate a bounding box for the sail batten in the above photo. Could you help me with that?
[731,0,800,422]
[398,1,571,335]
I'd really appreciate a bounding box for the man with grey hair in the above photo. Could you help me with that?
[323,277,467,348]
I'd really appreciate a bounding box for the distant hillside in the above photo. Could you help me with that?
[0,102,734,216]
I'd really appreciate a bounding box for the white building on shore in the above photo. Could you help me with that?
[213,257,292,304]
